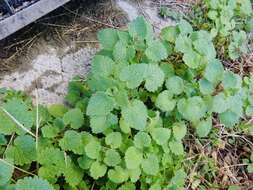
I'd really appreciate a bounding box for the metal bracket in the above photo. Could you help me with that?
[0,0,71,40]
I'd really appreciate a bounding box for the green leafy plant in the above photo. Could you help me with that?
[0,13,253,189]
[228,30,248,59]
[159,6,182,21]
[191,0,252,60]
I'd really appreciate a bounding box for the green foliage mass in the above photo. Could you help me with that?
[191,0,253,60]
[0,2,253,189]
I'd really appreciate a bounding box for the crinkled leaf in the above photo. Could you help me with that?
[151,127,171,145]
[16,177,54,190]
[155,90,176,112]
[5,135,36,166]
[145,40,168,62]
[166,76,184,95]
[48,104,68,118]
[183,50,202,69]
[177,97,207,122]
[38,148,83,186]
[168,169,186,188]
[0,109,17,135]
[117,31,131,44]
[169,140,184,155]
[85,140,101,159]
[175,35,192,53]
[108,166,129,184]
[143,64,165,92]
[219,111,240,128]
[178,19,193,35]
[208,10,217,20]
[63,108,84,129]
[90,116,107,134]
[90,113,117,134]
[161,26,179,43]
[105,132,122,149]
[199,79,214,95]
[222,71,242,90]
[196,117,212,137]
[141,154,159,175]
[114,89,129,108]
[228,42,241,60]
[0,159,14,186]
[91,55,115,78]
[119,118,131,134]
[1,99,34,135]
[128,168,141,183]
[160,63,175,78]
[118,183,135,190]
[59,130,85,155]
[212,93,228,113]
[204,59,224,84]
[104,149,121,166]
[228,31,248,60]
[38,166,59,184]
[87,76,117,92]
[113,41,127,62]
[193,39,216,61]
[119,64,145,89]
[173,122,187,141]
[227,94,243,116]
[125,146,142,169]
[64,158,84,187]
[78,155,93,170]
[120,64,165,92]
[90,161,107,179]
[41,124,61,138]
[133,132,151,149]
[246,19,253,33]
[122,100,147,131]
[128,16,153,40]
[87,92,115,117]
[98,28,119,50]
[37,147,65,168]
[191,30,213,42]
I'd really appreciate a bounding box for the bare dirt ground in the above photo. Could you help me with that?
[0,0,128,104]
[0,0,179,104]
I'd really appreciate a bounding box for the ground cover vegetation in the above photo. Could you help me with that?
[0,0,252,189]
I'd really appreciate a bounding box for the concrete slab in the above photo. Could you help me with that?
[0,46,96,104]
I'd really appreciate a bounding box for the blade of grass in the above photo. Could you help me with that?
[35,89,39,149]
[1,108,36,138]
[0,158,36,176]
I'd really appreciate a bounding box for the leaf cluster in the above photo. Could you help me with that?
[192,0,252,60]
[0,8,253,189]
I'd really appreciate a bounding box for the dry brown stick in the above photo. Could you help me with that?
[63,6,119,29]
[3,32,41,64]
